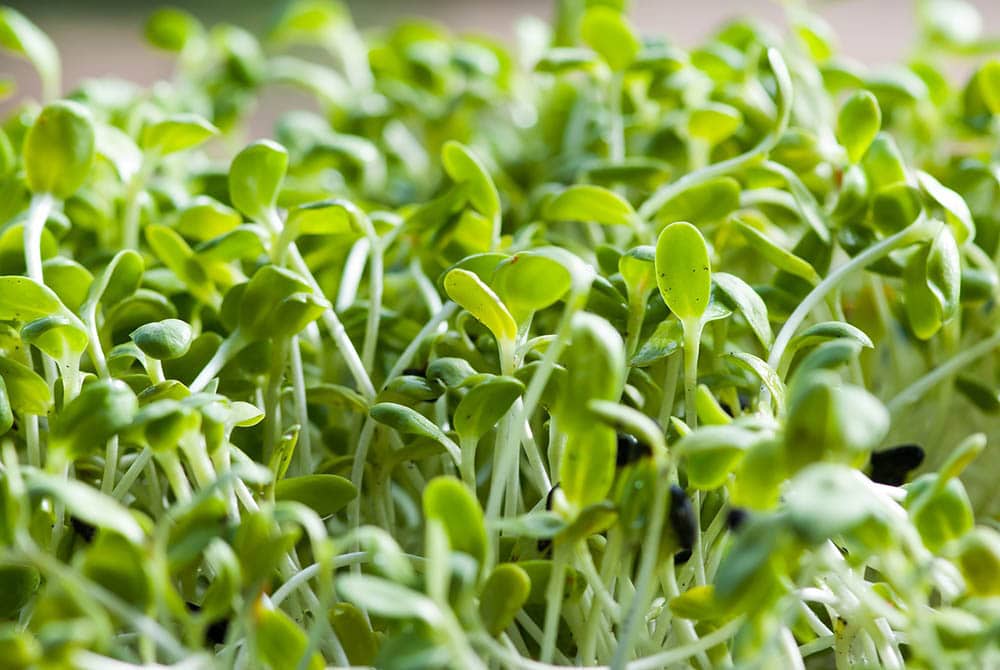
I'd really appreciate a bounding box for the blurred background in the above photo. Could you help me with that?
[4,0,1000,115]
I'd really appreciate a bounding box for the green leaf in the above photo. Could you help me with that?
[82,249,144,315]
[784,371,889,471]
[23,101,95,199]
[836,90,881,163]
[0,7,59,101]
[632,317,683,367]
[954,527,1000,596]
[423,475,487,566]
[954,375,1000,414]
[254,605,324,670]
[787,321,873,359]
[926,225,961,322]
[676,424,762,490]
[559,424,617,509]
[42,258,93,312]
[0,275,69,322]
[917,171,975,244]
[688,103,742,146]
[145,224,217,306]
[442,141,500,220]
[145,7,202,52]
[655,221,712,324]
[229,139,289,223]
[25,471,144,543]
[454,375,524,443]
[713,272,772,348]
[580,6,639,71]
[175,197,242,241]
[337,575,440,622]
[543,185,636,226]
[370,403,459,462]
[556,313,625,434]
[0,564,40,619]
[479,564,531,636]
[784,463,879,544]
[732,216,820,284]
[492,251,572,322]
[444,268,517,344]
[286,199,360,237]
[141,113,217,156]
[239,264,326,341]
[978,59,1000,115]
[50,379,138,459]
[655,178,740,226]
[0,356,51,415]
[861,133,907,192]
[275,474,357,517]
[94,123,142,182]
[130,319,192,361]
[726,352,785,412]
[21,314,88,363]
[0,376,12,435]
[330,603,378,666]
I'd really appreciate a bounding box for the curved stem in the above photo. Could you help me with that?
[611,462,669,669]
[768,215,937,373]
[189,331,248,393]
[540,542,570,663]
[361,235,383,372]
[288,336,311,474]
[887,328,1000,417]
[638,49,791,221]
[23,192,54,284]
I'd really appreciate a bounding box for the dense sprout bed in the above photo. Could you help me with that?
[1,1,1000,668]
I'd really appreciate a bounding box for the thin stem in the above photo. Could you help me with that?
[288,336,312,474]
[609,71,625,163]
[189,332,247,393]
[122,161,152,251]
[887,328,1000,416]
[101,437,119,495]
[23,192,54,284]
[627,616,743,670]
[287,246,375,399]
[361,235,383,372]
[540,543,570,663]
[768,215,937,372]
[683,319,703,429]
[112,448,153,500]
[611,462,669,669]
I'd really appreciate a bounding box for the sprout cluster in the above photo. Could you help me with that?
[0,1,999,669]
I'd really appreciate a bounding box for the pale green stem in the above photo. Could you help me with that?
[887,328,1000,417]
[611,461,670,669]
[609,71,625,163]
[23,192,54,284]
[189,331,248,393]
[288,245,375,399]
[768,215,937,373]
[540,542,570,663]
[361,235,383,372]
[683,319,703,429]
[25,415,40,468]
[628,616,743,670]
[112,447,153,500]
[122,161,153,251]
[289,336,312,474]
[100,437,119,495]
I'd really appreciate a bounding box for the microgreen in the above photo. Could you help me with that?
[1,1,1000,668]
